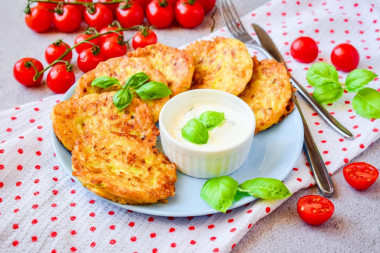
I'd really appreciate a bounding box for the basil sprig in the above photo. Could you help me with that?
[91,72,172,111]
[200,176,291,213]
[181,111,225,144]
[306,62,379,119]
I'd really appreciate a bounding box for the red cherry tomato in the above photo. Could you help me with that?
[290,37,319,63]
[67,0,93,14]
[198,0,216,13]
[134,0,152,9]
[77,47,105,73]
[116,2,144,28]
[331,43,360,72]
[343,162,379,190]
[45,40,73,64]
[13,58,44,87]
[84,4,113,30]
[146,0,174,29]
[101,37,127,59]
[99,26,124,43]
[297,195,334,226]
[132,29,158,49]
[25,6,53,33]
[53,5,82,33]
[99,0,119,15]
[37,0,64,10]
[47,64,76,94]
[74,33,102,54]
[175,0,204,28]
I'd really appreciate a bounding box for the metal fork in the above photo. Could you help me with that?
[219,0,334,197]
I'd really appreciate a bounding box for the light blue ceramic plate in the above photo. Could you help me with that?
[52,84,304,217]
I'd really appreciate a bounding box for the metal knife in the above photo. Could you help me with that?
[252,23,334,197]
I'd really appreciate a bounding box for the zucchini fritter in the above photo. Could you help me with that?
[51,92,158,151]
[72,134,176,204]
[185,37,253,95]
[128,43,195,96]
[72,56,170,122]
[239,56,295,133]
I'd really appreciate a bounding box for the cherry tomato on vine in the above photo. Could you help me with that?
[331,43,360,72]
[343,162,379,190]
[146,0,174,29]
[297,195,334,226]
[74,33,102,54]
[99,26,124,43]
[101,37,127,59]
[47,64,76,94]
[37,0,64,10]
[77,47,105,73]
[175,0,204,28]
[13,58,44,87]
[53,5,82,33]
[45,40,73,65]
[290,37,318,63]
[132,28,158,49]
[116,1,144,28]
[84,3,113,30]
[99,0,119,15]
[198,0,216,13]
[25,6,53,33]
[67,0,93,14]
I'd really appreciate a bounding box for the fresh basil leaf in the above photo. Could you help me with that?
[345,69,378,92]
[306,62,339,87]
[200,176,239,213]
[199,111,225,130]
[312,82,343,104]
[125,72,150,88]
[181,118,209,144]
[234,189,250,201]
[352,87,380,119]
[91,76,120,88]
[113,88,133,111]
[239,178,292,200]
[134,81,172,100]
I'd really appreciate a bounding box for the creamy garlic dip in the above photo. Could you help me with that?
[169,102,250,151]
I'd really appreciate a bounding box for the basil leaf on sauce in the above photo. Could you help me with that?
[181,118,209,144]
[199,111,225,130]
[238,178,292,200]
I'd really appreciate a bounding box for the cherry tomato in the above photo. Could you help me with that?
[74,33,102,54]
[101,37,127,59]
[25,6,53,33]
[198,0,216,13]
[53,5,82,33]
[175,0,204,28]
[331,43,360,72]
[37,0,64,10]
[297,195,334,226]
[343,162,379,190]
[67,0,93,14]
[13,58,44,87]
[135,0,152,9]
[47,64,76,94]
[84,4,113,30]
[116,2,144,28]
[99,0,119,15]
[77,47,105,73]
[132,28,158,49]
[99,26,124,43]
[146,0,174,29]
[290,37,318,63]
[45,40,73,65]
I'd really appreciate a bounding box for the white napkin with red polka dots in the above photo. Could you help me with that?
[1,0,379,252]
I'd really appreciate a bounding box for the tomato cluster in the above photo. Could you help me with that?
[25,0,216,33]
[13,25,157,93]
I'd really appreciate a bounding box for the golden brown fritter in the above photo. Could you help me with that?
[185,37,253,95]
[72,133,177,204]
[239,56,295,133]
[128,43,195,96]
[72,56,170,122]
[51,92,158,151]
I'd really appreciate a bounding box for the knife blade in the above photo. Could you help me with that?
[252,23,353,140]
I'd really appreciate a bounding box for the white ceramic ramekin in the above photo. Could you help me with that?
[159,89,255,178]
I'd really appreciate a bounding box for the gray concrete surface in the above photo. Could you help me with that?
[1,1,379,252]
